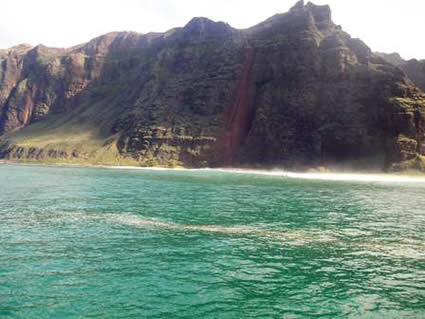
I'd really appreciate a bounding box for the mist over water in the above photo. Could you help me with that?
[110,166,425,183]
[1,164,424,318]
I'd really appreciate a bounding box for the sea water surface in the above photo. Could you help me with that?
[0,164,424,318]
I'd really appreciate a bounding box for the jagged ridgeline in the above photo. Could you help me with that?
[1,1,425,170]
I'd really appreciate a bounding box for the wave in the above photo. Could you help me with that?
[102,213,336,245]
[106,166,425,183]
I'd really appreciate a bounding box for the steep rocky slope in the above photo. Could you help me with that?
[376,52,425,92]
[1,0,425,171]
[401,60,425,92]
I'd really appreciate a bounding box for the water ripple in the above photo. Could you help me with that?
[1,164,425,318]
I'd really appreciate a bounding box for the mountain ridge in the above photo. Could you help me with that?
[1,1,425,171]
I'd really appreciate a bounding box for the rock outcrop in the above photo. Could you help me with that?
[1,1,425,171]
[398,59,425,92]
[377,52,425,91]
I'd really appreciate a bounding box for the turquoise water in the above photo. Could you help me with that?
[0,164,424,318]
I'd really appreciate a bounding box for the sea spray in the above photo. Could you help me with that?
[107,166,425,183]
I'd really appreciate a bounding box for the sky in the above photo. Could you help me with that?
[1,0,424,59]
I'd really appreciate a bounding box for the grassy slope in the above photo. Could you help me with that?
[3,83,142,166]
[1,40,226,168]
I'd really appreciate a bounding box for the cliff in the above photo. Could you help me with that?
[376,52,425,92]
[1,1,425,171]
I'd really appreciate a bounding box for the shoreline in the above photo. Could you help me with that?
[2,159,425,183]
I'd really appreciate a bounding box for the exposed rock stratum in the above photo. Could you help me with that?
[1,1,425,171]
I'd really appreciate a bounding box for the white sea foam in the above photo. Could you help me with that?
[105,166,425,183]
[108,213,425,258]
[50,212,425,258]
[100,213,336,245]
[202,168,425,183]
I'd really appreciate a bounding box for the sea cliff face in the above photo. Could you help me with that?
[376,52,425,92]
[1,1,425,170]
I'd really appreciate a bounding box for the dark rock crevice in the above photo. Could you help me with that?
[217,48,257,164]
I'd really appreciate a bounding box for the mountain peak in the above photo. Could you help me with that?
[186,17,215,26]
[290,0,305,11]
[290,1,332,24]
[306,2,331,19]
[250,1,334,36]
[182,17,234,39]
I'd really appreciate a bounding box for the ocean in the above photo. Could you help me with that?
[0,164,424,318]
